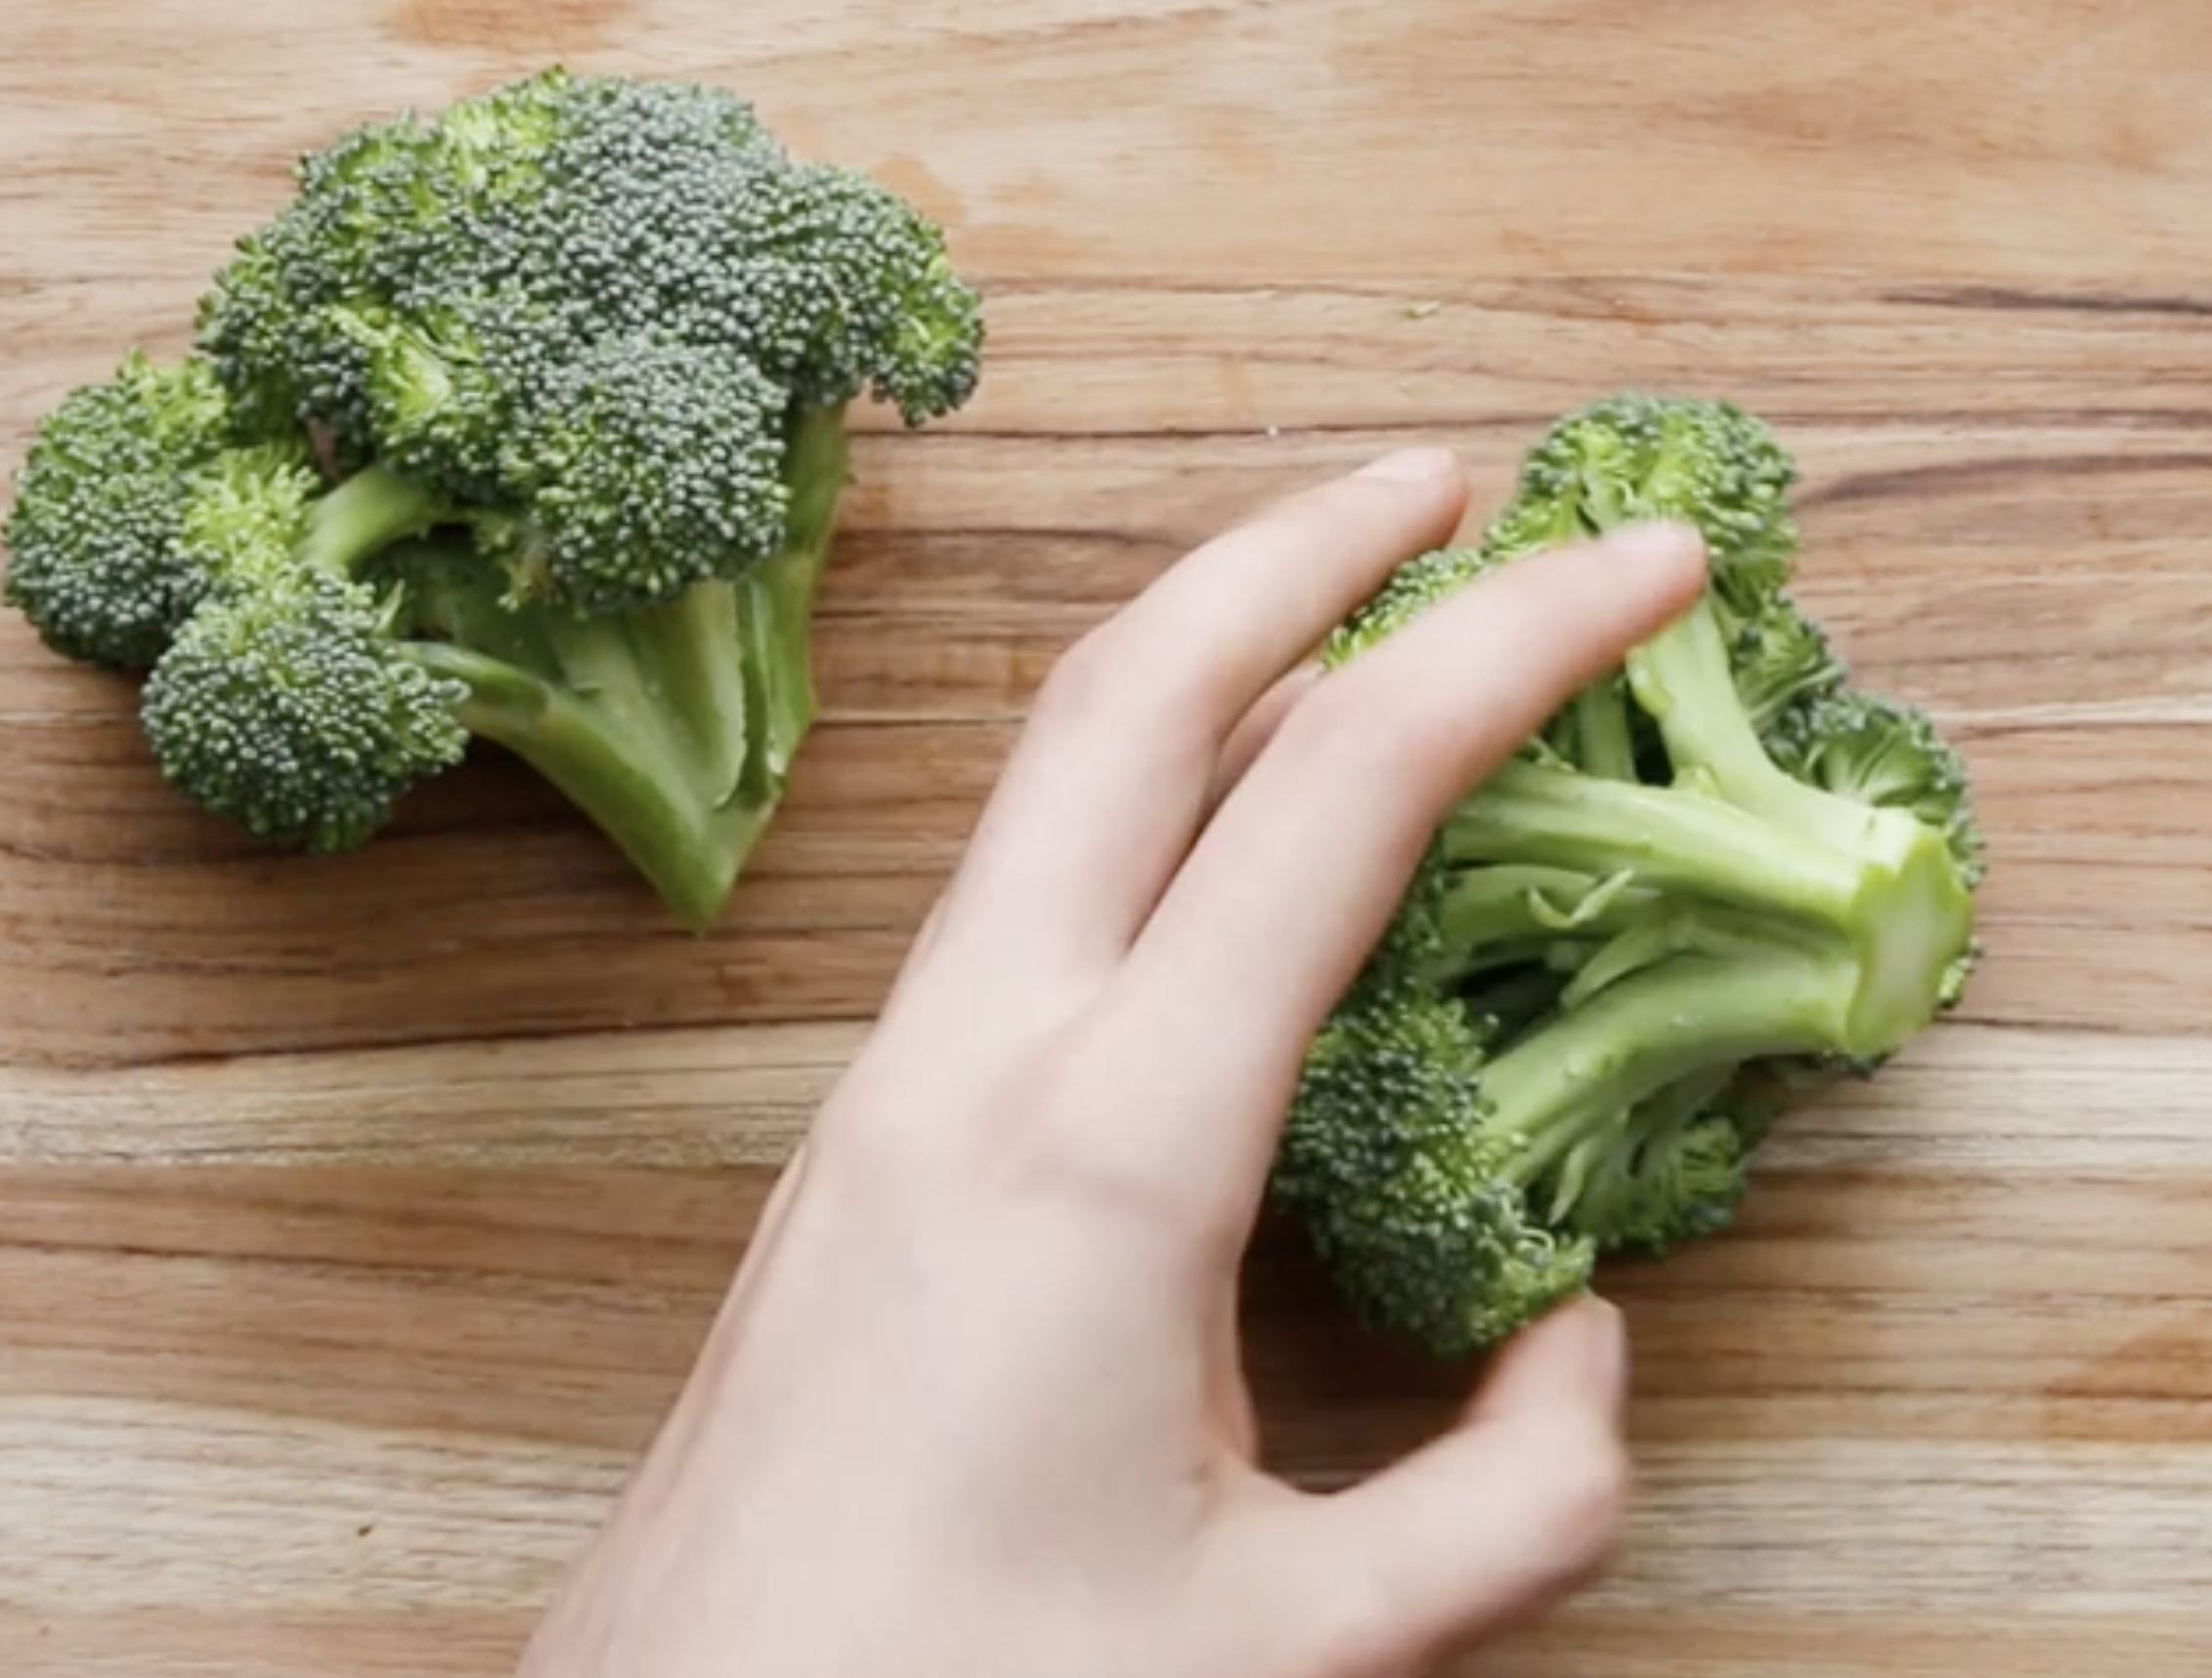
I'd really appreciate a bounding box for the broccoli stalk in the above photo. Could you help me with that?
[1445,600,1972,1061]
[290,465,452,577]
[1271,392,1985,1359]
[401,409,850,927]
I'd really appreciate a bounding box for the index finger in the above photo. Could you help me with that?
[900,450,1470,998]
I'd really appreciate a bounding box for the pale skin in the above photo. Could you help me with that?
[516,447,1712,1678]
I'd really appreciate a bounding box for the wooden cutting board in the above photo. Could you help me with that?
[6,1,2212,1672]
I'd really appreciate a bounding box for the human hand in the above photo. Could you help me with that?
[516,449,1709,1678]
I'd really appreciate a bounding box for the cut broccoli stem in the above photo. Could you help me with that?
[295,463,451,578]
[1444,761,1968,1056]
[1477,946,1861,1188]
[411,632,781,932]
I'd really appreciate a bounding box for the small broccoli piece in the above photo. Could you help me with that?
[1271,392,1983,1358]
[1733,600,1847,735]
[141,448,468,852]
[3,69,985,928]
[1,353,239,669]
[1276,958,1599,1355]
[1768,686,1985,888]
[1478,391,1798,635]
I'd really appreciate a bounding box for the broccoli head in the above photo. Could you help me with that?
[2,69,986,927]
[194,65,978,613]
[1273,393,1983,1359]
[1,353,238,669]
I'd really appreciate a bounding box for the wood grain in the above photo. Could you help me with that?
[7,1,2212,1672]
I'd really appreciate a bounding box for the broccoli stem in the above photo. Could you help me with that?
[1548,1060,1752,1246]
[1443,582,1976,1051]
[637,579,756,807]
[296,463,450,577]
[736,407,849,799]
[1569,680,1638,781]
[390,407,852,931]
[412,636,782,927]
[1628,594,1924,864]
[1445,760,1870,929]
[1434,864,1654,956]
[1445,763,1969,1056]
[1477,946,1859,1188]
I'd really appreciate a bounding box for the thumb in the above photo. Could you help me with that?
[1249,1297,1633,1675]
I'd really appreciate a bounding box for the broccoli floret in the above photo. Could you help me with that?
[141,448,469,852]
[1734,600,1847,735]
[2,69,985,928]
[1276,960,1601,1355]
[1,353,239,669]
[194,65,978,614]
[1273,393,1983,1358]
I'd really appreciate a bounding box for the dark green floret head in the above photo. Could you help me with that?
[191,65,986,614]
[1,352,239,669]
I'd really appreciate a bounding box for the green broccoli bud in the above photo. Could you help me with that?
[497,332,795,611]
[1734,600,1848,734]
[1275,977,1597,1358]
[1484,390,1798,631]
[1544,1064,1749,1252]
[140,451,468,851]
[2,352,239,669]
[191,66,983,616]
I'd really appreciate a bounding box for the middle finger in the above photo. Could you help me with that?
[1095,522,1709,1209]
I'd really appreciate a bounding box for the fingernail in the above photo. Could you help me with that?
[1355,445,1459,483]
[1600,519,1706,566]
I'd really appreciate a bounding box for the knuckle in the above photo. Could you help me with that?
[802,1068,969,1208]
[1279,671,1459,788]
[1026,619,1130,732]
[1309,1572,1417,1678]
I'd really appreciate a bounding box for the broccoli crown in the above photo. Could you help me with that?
[1273,393,1984,1358]
[1482,390,1798,630]
[193,66,984,612]
[3,73,982,926]
[0,352,239,669]
[1276,957,1600,1354]
[1768,687,1986,887]
[137,448,469,852]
